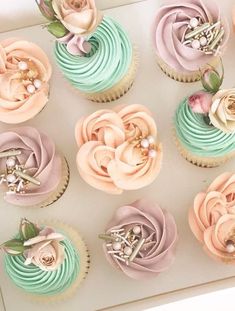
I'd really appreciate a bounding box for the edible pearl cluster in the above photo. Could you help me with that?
[226,239,235,254]
[183,18,224,56]
[18,60,42,95]
[135,135,158,158]
[0,150,40,194]
[100,225,145,265]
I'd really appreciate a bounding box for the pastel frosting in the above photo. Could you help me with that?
[54,16,132,93]
[5,234,80,295]
[189,172,235,263]
[103,199,178,279]
[153,0,230,73]
[0,127,62,206]
[0,38,51,124]
[75,104,163,194]
[174,97,235,157]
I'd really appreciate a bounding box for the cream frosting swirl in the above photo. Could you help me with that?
[153,0,230,73]
[0,38,51,124]
[75,105,163,194]
[102,199,178,279]
[189,172,235,263]
[0,127,62,206]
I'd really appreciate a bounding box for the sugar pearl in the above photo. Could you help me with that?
[18,61,28,71]
[6,157,16,168]
[189,17,199,28]
[6,174,16,183]
[147,135,155,145]
[148,149,157,158]
[133,225,141,235]
[199,36,207,47]
[33,79,42,89]
[191,39,200,49]
[140,139,149,149]
[112,242,121,251]
[226,242,235,253]
[123,246,132,256]
[27,84,36,94]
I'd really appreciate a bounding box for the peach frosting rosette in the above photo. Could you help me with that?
[189,172,235,263]
[99,199,178,279]
[75,105,163,194]
[0,38,52,124]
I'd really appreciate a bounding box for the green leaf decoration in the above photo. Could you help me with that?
[47,21,69,38]
[19,218,39,241]
[0,239,26,256]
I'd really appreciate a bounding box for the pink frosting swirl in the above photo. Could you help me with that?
[0,38,52,124]
[102,199,178,279]
[189,172,235,263]
[0,127,62,206]
[153,0,230,73]
[75,105,163,194]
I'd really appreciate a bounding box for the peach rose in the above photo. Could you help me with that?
[75,105,163,194]
[209,89,235,133]
[52,0,102,35]
[0,38,52,124]
[24,227,65,271]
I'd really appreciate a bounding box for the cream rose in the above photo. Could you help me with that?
[209,89,235,133]
[52,0,102,35]
[0,38,52,124]
[75,105,163,194]
[24,227,65,271]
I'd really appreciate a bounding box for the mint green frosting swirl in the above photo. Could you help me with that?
[174,97,235,157]
[4,238,80,296]
[54,16,132,93]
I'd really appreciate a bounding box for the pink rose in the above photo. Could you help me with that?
[52,0,102,35]
[24,227,65,271]
[0,38,52,124]
[188,91,213,114]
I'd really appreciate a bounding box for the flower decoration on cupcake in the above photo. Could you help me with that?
[1,218,65,271]
[187,63,235,134]
[99,199,178,279]
[189,172,235,263]
[35,0,103,55]
[75,105,163,194]
[0,38,51,124]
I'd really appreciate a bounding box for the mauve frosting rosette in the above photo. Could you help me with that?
[100,199,178,279]
[0,38,52,124]
[153,0,229,80]
[0,127,68,207]
[189,172,235,263]
[75,105,163,194]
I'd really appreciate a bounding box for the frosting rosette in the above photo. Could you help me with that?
[0,126,63,207]
[52,0,103,36]
[189,172,235,263]
[209,89,235,133]
[75,105,163,194]
[0,38,52,124]
[100,199,178,279]
[153,0,229,74]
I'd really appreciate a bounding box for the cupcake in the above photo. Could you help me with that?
[0,38,51,123]
[0,218,89,301]
[99,199,178,279]
[152,0,230,82]
[0,126,69,207]
[35,0,137,102]
[189,172,235,263]
[174,64,235,167]
[75,104,163,194]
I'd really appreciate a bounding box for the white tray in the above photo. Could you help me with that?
[0,0,235,310]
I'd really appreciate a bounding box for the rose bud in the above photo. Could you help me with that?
[19,218,39,241]
[47,21,69,38]
[1,239,26,256]
[35,0,55,20]
[201,65,224,94]
[188,91,213,114]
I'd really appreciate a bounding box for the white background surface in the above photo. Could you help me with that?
[0,0,235,311]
